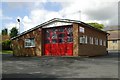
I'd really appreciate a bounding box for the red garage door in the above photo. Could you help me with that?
[44,26,73,56]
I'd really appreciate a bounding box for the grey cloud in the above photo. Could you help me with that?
[84,2,118,26]
[118,1,120,26]
[85,2,117,20]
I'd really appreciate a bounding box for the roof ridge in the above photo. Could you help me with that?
[11,18,107,40]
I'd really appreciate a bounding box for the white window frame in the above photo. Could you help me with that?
[25,38,35,48]
[103,40,106,46]
[90,37,93,44]
[85,36,87,44]
[80,37,83,43]
[95,38,98,45]
[80,35,87,44]
[99,39,102,45]
[79,27,85,33]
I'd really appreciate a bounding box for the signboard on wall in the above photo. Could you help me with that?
[79,27,85,33]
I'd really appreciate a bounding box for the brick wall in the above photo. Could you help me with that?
[73,23,79,56]
[78,24,107,56]
[12,23,107,57]
[12,28,42,56]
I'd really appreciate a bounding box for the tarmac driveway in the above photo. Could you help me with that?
[1,52,119,79]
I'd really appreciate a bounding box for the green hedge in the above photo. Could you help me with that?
[2,40,12,50]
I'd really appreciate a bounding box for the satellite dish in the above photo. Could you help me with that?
[17,19,20,22]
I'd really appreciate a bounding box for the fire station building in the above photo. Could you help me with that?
[11,18,108,57]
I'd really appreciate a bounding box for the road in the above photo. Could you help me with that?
[1,52,119,79]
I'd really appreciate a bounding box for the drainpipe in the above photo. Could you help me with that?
[106,33,110,54]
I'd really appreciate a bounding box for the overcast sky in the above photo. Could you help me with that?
[0,0,119,33]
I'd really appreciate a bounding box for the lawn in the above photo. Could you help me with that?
[0,50,13,54]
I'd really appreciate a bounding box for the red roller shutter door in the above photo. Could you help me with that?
[44,26,73,56]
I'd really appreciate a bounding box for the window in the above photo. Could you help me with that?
[67,27,73,43]
[67,33,73,37]
[58,33,65,38]
[112,40,117,43]
[103,40,106,46]
[52,39,57,43]
[67,27,73,33]
[45,39,50,44]
[51,28,57,39]
[80,36,84,43]
[85,36,87,44]
[80,35,87,44]
[52,33,57,39]
[25,38,35,47]
[79,27,85,33]
[45,30,50,39]
[99,39,102,45]
[95,38,98,45]
[59,27,64,32]
[89,37,93,44]
[58,38,64,43]
[67,38,73,42]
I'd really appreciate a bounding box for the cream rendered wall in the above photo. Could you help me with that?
[108,40,120,51]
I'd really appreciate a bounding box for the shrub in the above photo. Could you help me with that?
[2,40,12,50]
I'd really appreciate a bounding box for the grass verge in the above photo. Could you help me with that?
[0,50,13,54]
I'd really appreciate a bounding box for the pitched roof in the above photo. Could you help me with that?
[108,30,120,40]
[11,18,108,40]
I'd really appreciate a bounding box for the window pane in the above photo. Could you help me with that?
[85,36,87,44]
[28,43,31,46]
[95,38,98,45]
[80,37,84,43]
[67,27,73,33]
[51,28,57,32]
[52,33,57,39]
[31,39,35,46]
[113,40,117,43]
[67,27,73,37]
[45,39,50,44]
[58,38,64,43]
[79,27,85,33]
[89,37,93,44]
[79,35,88,44]
[25,38,35,47]
[45,30,50,38]
[67,38,73,42]
[91,37,93,44]
[52,39,57,43]
[104,41,106,46]
[67,32,73,37]
[59,27,64,32]
[58,34,65,38]
[99,39,102,45]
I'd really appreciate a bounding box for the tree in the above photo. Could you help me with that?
[10,27,18,38]
[2,28,8,35]
[88,23,104,30]
[2,40,12,50]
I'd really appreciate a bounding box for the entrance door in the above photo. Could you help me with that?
[44,26,73,56]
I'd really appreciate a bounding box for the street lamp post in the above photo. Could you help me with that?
[17,19,20,34]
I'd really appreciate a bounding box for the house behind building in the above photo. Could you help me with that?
[104,26,120,52]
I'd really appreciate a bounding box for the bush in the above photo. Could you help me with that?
[2,40,12,50]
